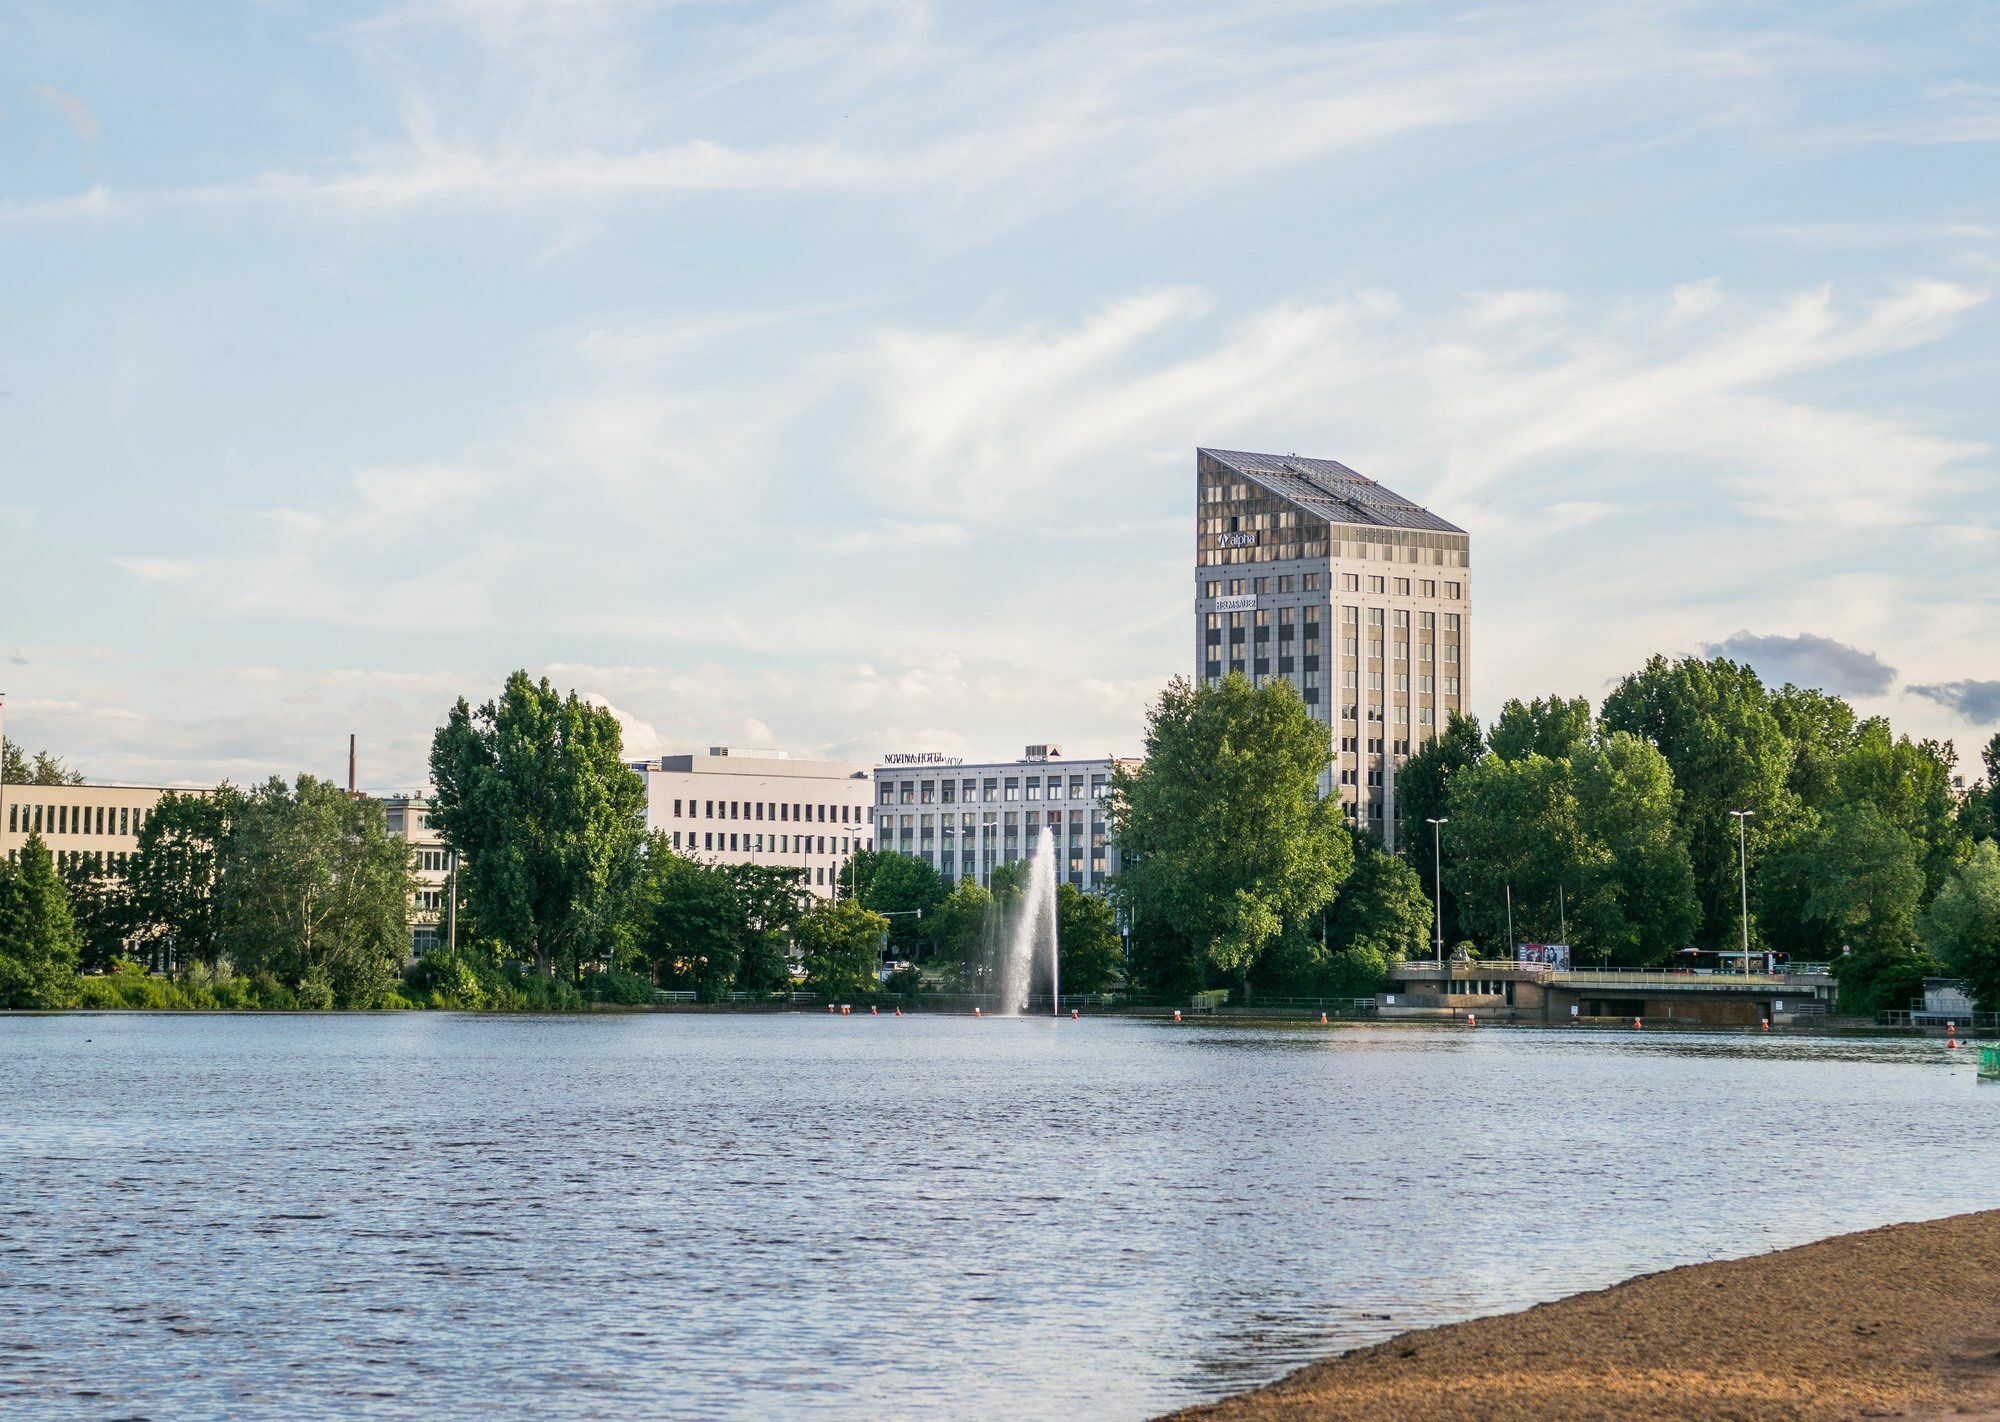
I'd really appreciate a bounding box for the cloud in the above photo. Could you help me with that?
[1703,631,1897,697]
[30,84,99,144]
[1908,680,2000,725]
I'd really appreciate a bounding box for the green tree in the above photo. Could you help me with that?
[214,776,414,1005]
[1568,733,1701,966]
[1110,675,1352,985]
[0,835,82,1007]
[797,898,888,999]
[1769,685,1859,811]
[1055,882,1123,993]
[428,671,646,981]
[1919,840,2000,1013]
[1441,753,1579,951]
[1395,710,1482,944]
[1,738,87,786]
[1762,803,1925,1013]
[58,857,129,974]
[1599,655,1798,949]
[1829,720,1968,897]
[840,849,945,958]
[1488,695,1593,763]
[634,844,762,1001]
[1961,733,2000,844]
[923,878,994,990]
[1328,838,1433,961]
[123,790,228,974]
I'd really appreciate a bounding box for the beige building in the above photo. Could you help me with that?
[632,747,875,898]
[381,795,453,956]
[1,781,196,875]
[1194,448,1470,849]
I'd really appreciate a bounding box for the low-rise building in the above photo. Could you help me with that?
[1,781,199,875]
[871,745,1132,892]
[632,747,875,898]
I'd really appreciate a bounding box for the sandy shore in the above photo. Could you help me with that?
[1162,1210,2000,1422]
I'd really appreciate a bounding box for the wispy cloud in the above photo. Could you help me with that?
[1704,630,1897,697]
[30,83,99,144]
[1908,679,2000,725]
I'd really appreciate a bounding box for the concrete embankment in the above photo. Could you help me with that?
[1160,1209,2000,1422]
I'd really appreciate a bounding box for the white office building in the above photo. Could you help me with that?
[633,747,875,898]
[1194,448,1470,849]
[872,746,1131,892]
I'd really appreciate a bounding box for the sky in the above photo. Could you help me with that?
[2,0,1997,792]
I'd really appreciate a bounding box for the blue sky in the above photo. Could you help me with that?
[3,0,1997,791]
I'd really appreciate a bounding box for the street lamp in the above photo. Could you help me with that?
[1728,809,1754,977]
[1426,817,1448,968]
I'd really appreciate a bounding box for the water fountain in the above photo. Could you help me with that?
[993,829,1059,1015]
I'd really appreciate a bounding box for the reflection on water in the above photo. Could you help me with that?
[0,1014,1991,1421]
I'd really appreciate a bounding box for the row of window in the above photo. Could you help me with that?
[5,801,149,838]
[4,847,135,872]
[670,831,866,857]
[670,798,861,825]
[884,774,1109,806]
[1205,575,1464,600]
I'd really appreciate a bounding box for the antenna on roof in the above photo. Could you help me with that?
[349,734,357,797]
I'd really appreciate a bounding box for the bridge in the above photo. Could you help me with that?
[1381,959,1840,1027]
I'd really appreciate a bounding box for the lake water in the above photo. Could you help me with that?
[2,1013,1994,1420]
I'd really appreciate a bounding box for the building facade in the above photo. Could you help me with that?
[872,746,1130,892]
[634,747,874,898]
[1193,448,1469,848]
[1,781,195,874]
[380,795,453,956]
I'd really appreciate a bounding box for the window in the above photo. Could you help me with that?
[1445,582,1462,599]
[1277,575,1295,592]
[1394,578,1410,596]
[1303,572,1322,591]
[1253,577,1269,593]
[1369,576,1385,593]
[1421,580,1436,597]
[1343,605,1359,624]
[1445,613,1461,632]
[1204,580,1220,599]
[1343,573,1359,591]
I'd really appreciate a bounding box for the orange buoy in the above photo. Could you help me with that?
[1173,1009,1183,1023]
[1070,1009,1078,1020]
[973,1006,982,1017]
[870,1005,878,1016]
[1948,1035,1959,1049]
[1319,1012,1328,1024]
[1761,1018,1770,1031]
[1633,1016,1643,1029]
[894,1006,902,1017]
[827,1004,836,1014]
[1466,1013,1476,1027]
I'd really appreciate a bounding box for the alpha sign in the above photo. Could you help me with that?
[1217,530,1258,548]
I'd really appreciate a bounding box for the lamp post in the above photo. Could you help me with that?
[1426,817,1448,968]
[1728,809,1754,977]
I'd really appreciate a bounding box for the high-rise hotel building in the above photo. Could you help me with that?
[1194,448,1469,849]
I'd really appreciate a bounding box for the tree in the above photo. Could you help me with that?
[0,835,82,1007]
[1829,720,1968,897]
[1110,675,1352,985]
[923,878,994,990]
[1,738,86,786]
[58,857,130,974]
[1055,883,1123,993]
[1920,841,2000,1013]
[1395,710,1483,944]
[1328,839,1433,961]
[1489,696,1593,763]
[1441,753,1579,951]
[635,845,745,1001]
[1769,685,1860,811]
[1961,733,2000,844]
[1761,803,1926,1015]
[1599,656,1798,949]
[1568,733,1700,966]
[840,849,945,959]
[796,898,887,999]
[428,671,647,981]
[124,791,227,974]
[215,776,414,1006]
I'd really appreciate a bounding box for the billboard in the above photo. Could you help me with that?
[1518,942,1571,970]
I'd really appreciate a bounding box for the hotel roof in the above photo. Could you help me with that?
[1198,447,1464,534]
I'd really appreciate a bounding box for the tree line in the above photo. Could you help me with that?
[1389,656,2000,1014]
